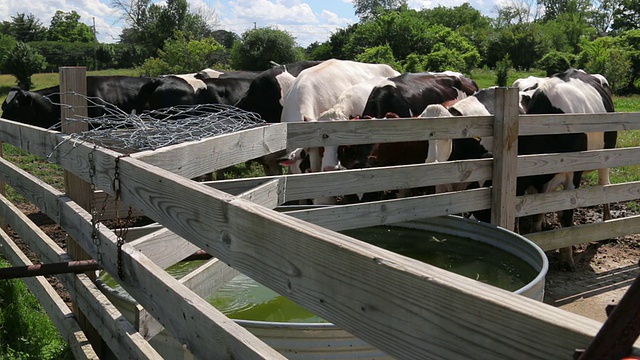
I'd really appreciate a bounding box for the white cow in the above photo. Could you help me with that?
[317,76,390,171]
[281,59,400,174]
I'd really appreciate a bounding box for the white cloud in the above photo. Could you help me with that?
[228,0,317,23]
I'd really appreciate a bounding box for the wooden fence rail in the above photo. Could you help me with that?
[0,81,639,359]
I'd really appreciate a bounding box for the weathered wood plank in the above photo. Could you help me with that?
[518,147,640,177]
[0,146,282,359]
[491,87,519,230]
[519,112,640,135]
[139,258,240,340]
[238,178,282,208]
[516,181,640,217]
[207,177,275,196]
[286,115,495,148]
[127,228,199,269]
[0,192,162,359]
[526,214,640,250]
[132,124,288,179]
[286,188,492,232]
[0,228,97,360]
[210,158,493,203]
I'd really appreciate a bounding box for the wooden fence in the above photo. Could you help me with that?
[0,71,639,359]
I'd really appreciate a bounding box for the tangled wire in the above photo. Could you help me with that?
[47,92,267,160]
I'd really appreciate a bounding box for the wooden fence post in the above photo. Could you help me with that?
[59,67,106,357]
[490,87,520,231]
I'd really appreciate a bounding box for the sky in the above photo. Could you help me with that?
[0,0,506,47]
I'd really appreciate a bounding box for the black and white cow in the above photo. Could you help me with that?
[235,60,324,124]
[423,68,615,271]
[234,60,324,176]
[361,71,479,119]
[135,71,258,112]
[1,76,151,128]
[337,72,479,171]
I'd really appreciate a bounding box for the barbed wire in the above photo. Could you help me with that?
[46,92,267,161]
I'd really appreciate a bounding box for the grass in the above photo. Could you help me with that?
[0,260,74,359]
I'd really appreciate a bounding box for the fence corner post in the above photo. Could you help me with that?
[490,87,519,231]
[59,66,107,357]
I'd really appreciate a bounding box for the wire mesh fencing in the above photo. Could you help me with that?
[46,92,267,160]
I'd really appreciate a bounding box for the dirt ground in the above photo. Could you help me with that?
[9,201,640,326]
[542,203,640,323]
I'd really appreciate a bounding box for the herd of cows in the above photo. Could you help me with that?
[0,59,617,270]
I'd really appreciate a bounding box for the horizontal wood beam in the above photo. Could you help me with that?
[0,194,160,359]
[526,214,640,251]
[132,124,288,179]
[286,188,491,232]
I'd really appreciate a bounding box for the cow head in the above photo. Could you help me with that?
[1,87,59,128]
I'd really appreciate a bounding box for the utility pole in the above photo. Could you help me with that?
[92,17,98,71]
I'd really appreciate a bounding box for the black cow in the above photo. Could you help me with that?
[1,76,151,128]
[199,77,254,106]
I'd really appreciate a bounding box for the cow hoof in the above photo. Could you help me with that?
[561,261,576,272]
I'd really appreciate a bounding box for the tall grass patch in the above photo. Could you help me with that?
[0,259,73,359]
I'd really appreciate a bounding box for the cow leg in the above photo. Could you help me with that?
[598,168,612,221]
[556,172,582,272]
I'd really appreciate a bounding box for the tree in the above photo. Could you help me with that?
[537,50,575,76]
[590,0,620,34]
[0,34,18,74]
[353,0,407,21]
[138,33,228,77]
[47,10,94,42]
[212,29,239,49]
[355,44,402,71]
[612,0,640,32]
[308,24,359,60]
[230,27,303,71]
[495,54,512,86]
[539,0,591,21]
[113,0,217,57]
[420,4,493,66]
[0,13,47,42]
[4,42,46,89]
[486,23,544,69]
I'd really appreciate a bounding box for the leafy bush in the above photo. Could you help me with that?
[3,42,47,89]
[495,54,512,87]
[0,258,73,359]
[355,44,403,71]
[137,33,227,76]
[537,51,575,76]
[231,27,303,71]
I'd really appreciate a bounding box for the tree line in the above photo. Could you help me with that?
[0,0,639,94]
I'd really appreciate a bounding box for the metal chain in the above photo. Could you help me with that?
[112,155,131,280]
[88,147,102,265]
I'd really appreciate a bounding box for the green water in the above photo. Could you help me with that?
[101,226,538,324]
[207,226,538,323]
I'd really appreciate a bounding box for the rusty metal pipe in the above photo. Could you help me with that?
[0,260,100,279]
[0,250,213,280]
